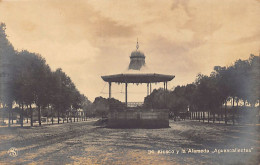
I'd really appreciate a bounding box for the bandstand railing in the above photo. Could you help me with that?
[126,102,143,107]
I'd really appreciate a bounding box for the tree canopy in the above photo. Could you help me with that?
[144,54,260,113]
[0,23,91,127]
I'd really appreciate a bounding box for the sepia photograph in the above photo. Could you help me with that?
[0,0,259,164]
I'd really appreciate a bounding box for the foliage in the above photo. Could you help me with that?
[0,23,91,126]
[91,96,124,116]
[144,54,260,113]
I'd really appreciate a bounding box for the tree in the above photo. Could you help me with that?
[52,68,79,123]
[81,94,91,120]
[247,54,260,107]
[92,96,124,117]
[0,23,16,127]
[31,55,52,126]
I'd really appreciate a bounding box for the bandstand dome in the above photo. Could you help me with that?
[101,40,175,84]
[128,50,146,70]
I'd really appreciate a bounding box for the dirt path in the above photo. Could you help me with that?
[0,120,259,165]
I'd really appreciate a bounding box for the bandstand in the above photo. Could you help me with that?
[101,40,175,128]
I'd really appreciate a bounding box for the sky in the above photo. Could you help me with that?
[0,0,260,102]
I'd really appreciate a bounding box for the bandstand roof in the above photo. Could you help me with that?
[101,73,175,83]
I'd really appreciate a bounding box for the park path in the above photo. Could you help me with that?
[0,119,259,165]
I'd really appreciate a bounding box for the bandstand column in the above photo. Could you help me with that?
[147,83,149,96]
[109,82,111,99]
[166,81,168,90]
[125,83,128,106]
[164,82,166,108]
[150,83,152,94]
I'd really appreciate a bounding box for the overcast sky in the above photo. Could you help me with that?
[0,0,260,102]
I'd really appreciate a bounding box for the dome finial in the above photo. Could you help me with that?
[136,38,139,50]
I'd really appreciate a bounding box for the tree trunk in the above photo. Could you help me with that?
[232,97,235,125]
[46,105,49,125]
[77,111,79,122]
[38,105,41,126]
[8,103,11,127]
[224,101,227,124]
[237,101,239,124]
[81,112,82,121]
[26,105,29,123]
[198,111,200,122]
[11,111,13,124]
[203,111,205,123]
[18,104,20,124]
[30,104,33,127]
[243,100,246,124]
[51,107,54,125]
[8,108,10,127]
[20,103,24,127]
[58,109,60,124]
[213,111,215,123]
[2,104,5,124]
[74,111,75,122]
[67,112,69,123]
[221,105,223,122]
[80,112,81,121]
[208,111,210,123]
[27,109,29,123]
[2,103,6,124]
[218,113,220,124]
[63,112,64,124]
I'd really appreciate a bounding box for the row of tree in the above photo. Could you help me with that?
[0,23,91,127]
[144,54,259,124]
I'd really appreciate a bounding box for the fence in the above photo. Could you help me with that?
[188,107,259,125]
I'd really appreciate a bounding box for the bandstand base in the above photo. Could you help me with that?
[107,108,169,129]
